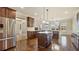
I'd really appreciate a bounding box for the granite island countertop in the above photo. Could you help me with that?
[38,31,52,34]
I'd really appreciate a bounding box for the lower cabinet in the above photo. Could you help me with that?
[53,31,59,39]
[0,40,5,50]
[27,31,37,39]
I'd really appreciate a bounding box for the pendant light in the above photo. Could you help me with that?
[42,8,49,23]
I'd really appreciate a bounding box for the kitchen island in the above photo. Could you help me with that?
[37,31,53,48]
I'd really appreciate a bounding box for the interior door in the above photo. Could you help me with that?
[15,18,27,41]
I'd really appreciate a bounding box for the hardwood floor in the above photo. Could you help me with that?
[7,34,76,51]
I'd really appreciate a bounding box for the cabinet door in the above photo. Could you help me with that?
[0,8,2,16]
[0,7,6,17]
[8,8,11,18]
[0,40,5,50]
[8,9,16,19]
[0,40,3,50]
[5,8,9,18]
[0,17,2,24]
[27,17,34,27]
[0,33,3,39]
[1,7,6,17]
[11,10,16,19]
[27,17,30,27]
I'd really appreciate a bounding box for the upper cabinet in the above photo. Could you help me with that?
[1,8,6,17]
[0,7,6,17]
[27,17,34,27]
[8,8,16,19]
[0,7,16,50]
[0,7,16,19]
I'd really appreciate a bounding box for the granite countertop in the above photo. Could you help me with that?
[77,32,79,36]
[72,32,79,37]
[38,31,52,34]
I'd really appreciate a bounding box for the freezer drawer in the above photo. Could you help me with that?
[7,39,13,49]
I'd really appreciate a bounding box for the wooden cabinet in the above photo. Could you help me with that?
[0,8,1,16]
[5,8,9,18]
[0,33,3,39]
[0,40,3,50]
[27,17,34,27]
[1,8,6,17]
[0,7,16,19]
[0,40,5,50]
[0,7,16,50]
[27,31,36,39]
[8,8,16,19]
[53,31,59,39]
[6,8,16,19]
[0,7,6,17]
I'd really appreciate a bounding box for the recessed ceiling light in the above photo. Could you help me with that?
[42,21,46,23]
[34,13,38,16]
[20,7,24,9]
[64,11,69,14]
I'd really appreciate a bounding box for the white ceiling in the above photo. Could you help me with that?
[11,7,79,20]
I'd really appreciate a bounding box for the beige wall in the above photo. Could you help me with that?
[65,19,72,34]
